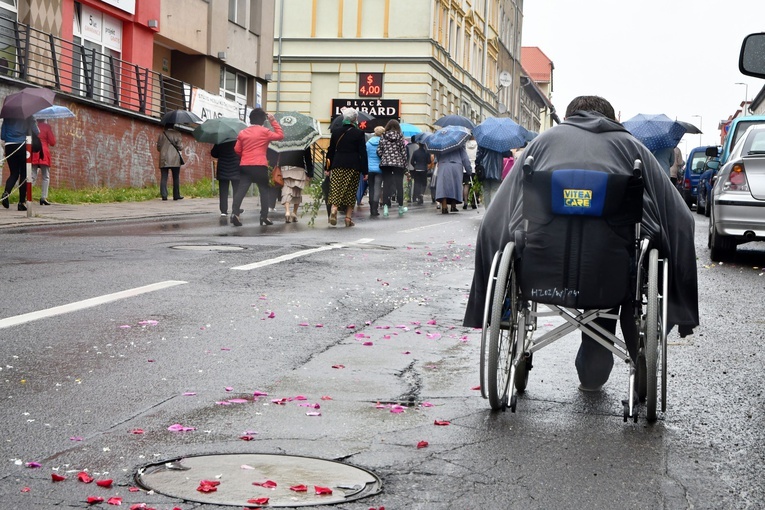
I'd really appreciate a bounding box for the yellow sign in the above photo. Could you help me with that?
[563,189,592,207]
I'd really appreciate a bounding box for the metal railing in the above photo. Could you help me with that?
[0,16,190,118]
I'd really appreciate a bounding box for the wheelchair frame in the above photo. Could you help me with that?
[479,164,669,423]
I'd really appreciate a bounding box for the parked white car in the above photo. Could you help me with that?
[708,124,765,260]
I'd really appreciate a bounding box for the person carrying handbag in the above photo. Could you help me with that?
[156,124,184,201]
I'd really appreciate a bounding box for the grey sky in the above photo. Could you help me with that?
[521,0,765,152]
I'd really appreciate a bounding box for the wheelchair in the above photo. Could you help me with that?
[479,158,669,423]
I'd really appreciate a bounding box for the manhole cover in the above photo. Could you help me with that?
[136,453,381,507]
[172,245,244,251]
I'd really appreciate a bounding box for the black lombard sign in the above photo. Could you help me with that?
[331,99,400,119]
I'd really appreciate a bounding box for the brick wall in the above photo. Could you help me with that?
[1,82,215,190]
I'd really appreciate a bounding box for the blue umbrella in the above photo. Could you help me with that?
[413,132,432,144]
[399,122,422,138]
[422,125,472,153]
[33,105,75,119]
[434,114,475,130]
[623,114,688,152]
[473,117,529,152]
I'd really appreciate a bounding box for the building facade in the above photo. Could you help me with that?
[0,0,275,190]
[267,0,527,137]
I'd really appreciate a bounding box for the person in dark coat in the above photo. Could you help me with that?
[377,119,409,217]
[409,138,433,206]
[211,140,241,216]
[474,146,510,208]
[326,108,368,227]
[156,124,184,201]
[463,95,699,391]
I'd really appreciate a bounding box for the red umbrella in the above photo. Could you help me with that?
[0,87,56,119]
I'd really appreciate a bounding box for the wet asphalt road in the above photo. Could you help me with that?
[0,204,764,509]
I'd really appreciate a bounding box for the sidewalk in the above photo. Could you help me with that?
[0,197,221,230]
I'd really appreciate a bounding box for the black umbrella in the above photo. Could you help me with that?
[677,120,702,135]
[0,87,56,119]
[434,114,476,130]
[161,109,203,125]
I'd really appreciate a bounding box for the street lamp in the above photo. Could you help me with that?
[691,114,702,147]
[735,82,749,114]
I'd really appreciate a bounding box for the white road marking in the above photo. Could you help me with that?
[231,238,374,271]
[0,280,188,330]
[399,221,452,233]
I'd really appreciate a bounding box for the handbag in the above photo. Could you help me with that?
[270,154,284,187]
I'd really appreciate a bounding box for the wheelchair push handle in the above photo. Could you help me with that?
[523,156,535,177]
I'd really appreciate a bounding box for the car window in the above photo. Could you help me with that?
[748,131,765,153]
[732,120,765,148]
[690,153,707,174]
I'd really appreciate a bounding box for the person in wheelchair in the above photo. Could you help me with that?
[464,95,699,392]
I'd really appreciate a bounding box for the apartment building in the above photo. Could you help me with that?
[267,0,535,135]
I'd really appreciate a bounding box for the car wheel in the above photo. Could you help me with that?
[709,209,734,261]
[703,193,711,217]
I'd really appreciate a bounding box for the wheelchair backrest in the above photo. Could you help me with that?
[518,168,644,309]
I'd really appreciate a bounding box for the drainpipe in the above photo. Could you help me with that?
[482,0,489,119]
[276,0,284,112]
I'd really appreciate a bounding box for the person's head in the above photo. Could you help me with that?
[384,119,401,133]
[374,126,385,137]
[564,96,616,121]
[249,108,267,126]
[341,107,358,123]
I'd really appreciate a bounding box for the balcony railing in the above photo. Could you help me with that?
[0,16,190,119]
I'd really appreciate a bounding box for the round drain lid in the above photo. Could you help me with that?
[136,453,381,507]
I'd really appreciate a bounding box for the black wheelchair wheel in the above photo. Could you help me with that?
[480,250,502,400]
[644,249,660,422]
[488,242,517,411]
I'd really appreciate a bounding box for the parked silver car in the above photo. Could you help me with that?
[708,124,765,260]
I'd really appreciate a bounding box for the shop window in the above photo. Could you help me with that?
[73,2,122,102]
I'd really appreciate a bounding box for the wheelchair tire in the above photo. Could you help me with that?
[488,242,518,411]
[514,353,530,393]
[644,249,660,422]
[480,250,502,400]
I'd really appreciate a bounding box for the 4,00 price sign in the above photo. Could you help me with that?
[358,73,383,97]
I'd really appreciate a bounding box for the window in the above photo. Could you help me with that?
[0,0,16,76]
[228,0,246,26]
[249,0,261,35]
[73,3,122,103]
[220,66,248,109]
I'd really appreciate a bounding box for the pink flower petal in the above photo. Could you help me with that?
[298,322,310,326]
[434,420,450,426]
[402,351,411,354]
[320,395,333,400]
[130,429,144,434]
[252,480,277,488]
[51,473,66,482]
[362,341,373,346]
[107,497,122,506]
[315,323,324,328]
[225,387,233,392]
[253,390,268,396]
[87,496,104,504]
[346,324,356,329]
[420,402,434,407]
[228,398,248,404]
[390,405,406,413]
[314,485,333,495]
[248,497,270,505]
[25,462,42,468]
[70,436,83,441]
[119,325,131,329]
[183,392,197,396]
[267,311,276,319]
[96,479,113,488]
[382,334,391,339]
[471,385,481,391]
[293,395,308,400]
[427,319,437,325]
[331,364,345,369]
[290,484,308,492]
[78,472,94,483]
[417,440,429,449]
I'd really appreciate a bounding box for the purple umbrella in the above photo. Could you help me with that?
[0,87,56,119]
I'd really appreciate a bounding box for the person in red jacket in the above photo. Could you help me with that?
[231,108,284,226]
[31,119,56,205]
